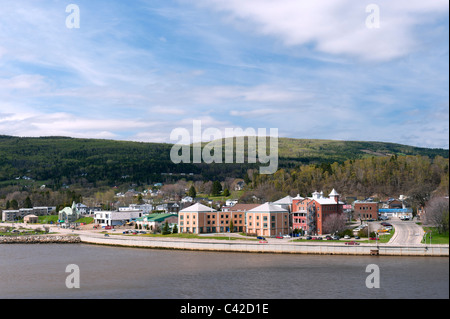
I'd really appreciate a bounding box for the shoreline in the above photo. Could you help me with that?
[1,224,448,257]
[0,234,81,244]
[77,233,449,257]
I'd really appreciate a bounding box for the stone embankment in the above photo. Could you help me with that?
[0,235,81,244]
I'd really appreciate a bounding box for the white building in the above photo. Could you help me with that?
[119,204,153,214]
[94,210,144,227]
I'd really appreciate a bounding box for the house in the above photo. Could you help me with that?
[181,196,194,203]
[225,199,238,207]
[234,181,245,191]
[246,202,289,237]
[119,204,153,214]
[24,214,38,224]
[292,189,344,235]
[58,202,81,223]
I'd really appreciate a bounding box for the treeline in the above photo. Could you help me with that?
[0,135,448,193]
[241,155,449,203]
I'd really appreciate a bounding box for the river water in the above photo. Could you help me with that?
[0,244,448,299]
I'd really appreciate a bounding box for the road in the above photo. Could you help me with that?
[387,218,425,245]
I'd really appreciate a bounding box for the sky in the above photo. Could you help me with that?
[0,0,448,149]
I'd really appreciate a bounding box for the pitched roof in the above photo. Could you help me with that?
[273,195,293,205]
[228,203,261,212]
[248,202,288,213]
[179,203,217,213]
[329,189,340,197]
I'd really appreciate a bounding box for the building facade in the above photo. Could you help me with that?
[292,189,344,235]
[246,203,289,237]
[353,201,379,220]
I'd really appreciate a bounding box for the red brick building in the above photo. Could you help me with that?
[353,201,379,220]
[292,189,344,235]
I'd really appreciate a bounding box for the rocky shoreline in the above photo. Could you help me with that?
[0,235,81,244]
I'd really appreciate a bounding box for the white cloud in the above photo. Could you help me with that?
[195,0,449,61]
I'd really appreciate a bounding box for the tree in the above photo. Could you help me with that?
[223,188,230,197]
[162,221,171,235]
[211,181,222,196]
[322,214,347,235]
[229,219,234,233]
[424,197,449,234]
[172,224,178,234]
[188,185,197,199]
[10,199,19,210]
[24,196,33,208]
[5,200,10,210]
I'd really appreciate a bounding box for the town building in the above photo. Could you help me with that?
[24,214,39,224]
[136,213,178,231]
[178,203,216,234]
[353,200,379,220]
[246,202,289,237]
[292,189,344,235]
[94,210,144,228]
[58,202,81,223]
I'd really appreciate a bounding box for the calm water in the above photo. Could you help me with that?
[0,244,448,299]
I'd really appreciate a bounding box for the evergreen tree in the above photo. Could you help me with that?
[10,199,19,210]
[188,185,197,198]
[211,181,222,196]
[223,188,230,197]
[25,196,33,208]
[162,221,171,235]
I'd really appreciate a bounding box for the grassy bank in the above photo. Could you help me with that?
[422,227,449,244]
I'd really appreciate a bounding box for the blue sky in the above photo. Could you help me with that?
[0,0,448,148]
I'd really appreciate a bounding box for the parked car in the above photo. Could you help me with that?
[331,235,340,240]
[283,234,291,239]
[257,236,266,240]
[344,235,351,239]
[381,222,392,227]
[345,241,360,245]
[276,236,283,239]
[369,237,378,240]
[325,236,332,240]
[306,236,312,240]
[355,236,360,239]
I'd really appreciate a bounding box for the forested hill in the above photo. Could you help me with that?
[0,135,448,188]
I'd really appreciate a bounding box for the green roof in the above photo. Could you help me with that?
[144,213,176,222]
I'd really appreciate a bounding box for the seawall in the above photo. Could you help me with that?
[0,235,81,244]
[78,234,449,257]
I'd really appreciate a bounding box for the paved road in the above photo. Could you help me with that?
[388,218,425,245]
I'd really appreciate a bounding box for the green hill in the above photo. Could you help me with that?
[0,135,447,189]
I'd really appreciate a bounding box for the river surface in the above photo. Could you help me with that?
[0,244,448,299]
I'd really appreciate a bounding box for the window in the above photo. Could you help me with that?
[263,216,268,221]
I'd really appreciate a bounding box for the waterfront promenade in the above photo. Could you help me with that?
[2,223,448,257]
